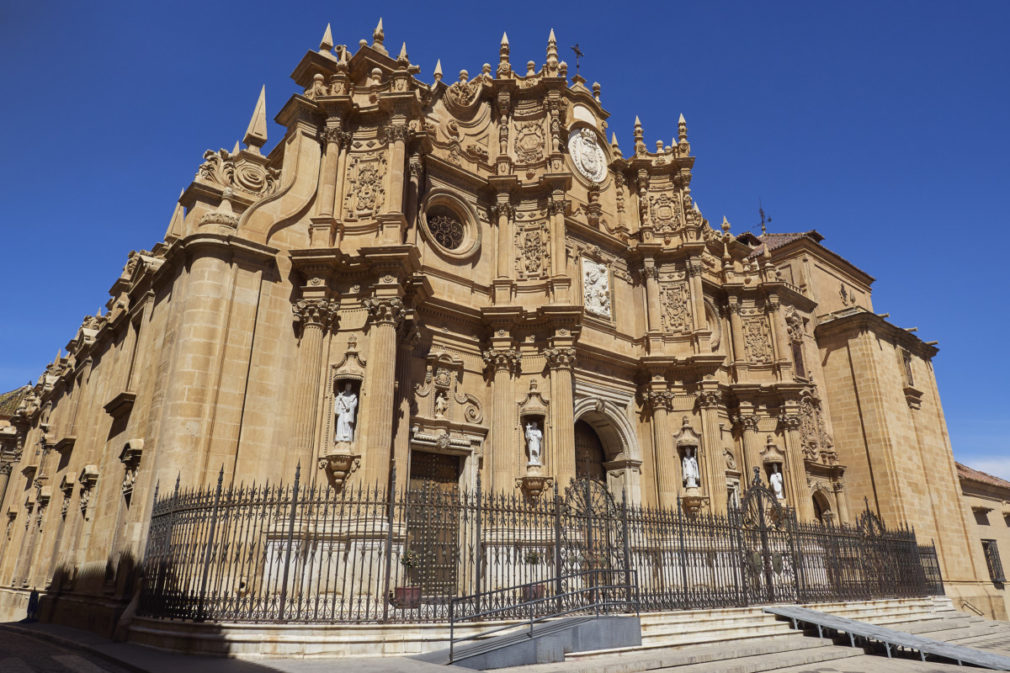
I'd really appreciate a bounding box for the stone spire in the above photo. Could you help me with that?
[678,113,688,143]
[433,59,443,82]
[397,41,409,64]
[498,32,511,77]
[634,116,645,156]
[165,190,185,240]
[319,23,334,53]
[243,86,267,154]
[546,28,559,75]
[372,18,386,54]
[611,132,622,160]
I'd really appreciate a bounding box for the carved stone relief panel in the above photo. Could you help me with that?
[514,121,545,164]
[741,310,773,364]
[649,193,682,232]
[514,216,550,280]
[581,257,611,319]
[567,128,608,183]
[343,152,387,221]
[660,282,692,334]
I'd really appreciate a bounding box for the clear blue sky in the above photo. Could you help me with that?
[2,1,1007,475]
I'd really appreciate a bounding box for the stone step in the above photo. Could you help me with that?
[545,633,842,671]
[645,643,859,673]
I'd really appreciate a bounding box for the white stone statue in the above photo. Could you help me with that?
[525,421,543,466]
[334,383,358,443]
[770,464,785,500]
[434,391,447,418]
[682,447,700,489]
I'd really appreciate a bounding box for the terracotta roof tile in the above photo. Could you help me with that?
[0,385,31,418]
[957,462,1010,492]
[743,231,825,258]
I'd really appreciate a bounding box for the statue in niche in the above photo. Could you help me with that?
[770,464,785,500]
[682,447,700,489]
[434,391,448,418]
[334,383,358,443]
[525,420,543,467]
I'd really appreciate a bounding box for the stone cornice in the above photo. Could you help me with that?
[814,307,939,359]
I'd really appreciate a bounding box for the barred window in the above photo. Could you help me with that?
[982,539,1005,583]
[427,213,464,250]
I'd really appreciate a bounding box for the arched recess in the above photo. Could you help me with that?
[812,488,835,525]
[572,396,643,503]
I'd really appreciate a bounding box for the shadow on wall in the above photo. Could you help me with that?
[34,552,144,639]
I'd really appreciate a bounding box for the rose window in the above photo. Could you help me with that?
[428,214,464,250]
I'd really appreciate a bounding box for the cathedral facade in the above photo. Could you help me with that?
[0,23,1003,629]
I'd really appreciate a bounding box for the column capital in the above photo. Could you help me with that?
[292,298,339,331]
[544,346,576,370]
[644,390,674,412]
[696,389,722,409]
[364,296,406,327]
[482,347,520,375]
[737,414,760,432]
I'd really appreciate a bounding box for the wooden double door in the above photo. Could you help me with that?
[405,450,461,598]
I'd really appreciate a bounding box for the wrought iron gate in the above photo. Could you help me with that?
[737,468,798,604]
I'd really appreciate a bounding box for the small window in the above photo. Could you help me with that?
[1004,514,1010,528]
[974,508,991,526]
[982,539,1005,583]
[898,348,915,387]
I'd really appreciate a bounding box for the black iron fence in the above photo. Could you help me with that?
[139,466,943,624]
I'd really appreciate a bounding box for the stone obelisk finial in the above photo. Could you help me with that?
[243,86,268,154]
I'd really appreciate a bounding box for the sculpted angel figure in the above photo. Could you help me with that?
[682,447,700,489]
[525,421,543,466]
[334,383,358,443]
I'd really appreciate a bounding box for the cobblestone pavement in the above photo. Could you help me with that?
[0,628,134,673]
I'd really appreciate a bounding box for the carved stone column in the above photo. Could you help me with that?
[0,463,11,515]
[697,388,725,513]
[483,344,520,493]
[316,122,343,219]
[767,295,793,380]
[779,414,813,519]
[548,195,566,281]
[642,260,662,333]
[687,259,705,335]
[362,293,405,485]
[493,200,513,280]
[727,297,747,380]
[290,298,338,476]
[833,481,850,524]
[646,390,676,508]
[544,346,576,486]
[378,122,409,243]
[738,414,760,481]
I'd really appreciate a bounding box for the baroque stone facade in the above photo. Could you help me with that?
[0,23,1003,628]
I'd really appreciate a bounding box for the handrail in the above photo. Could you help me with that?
[448,568,639,663]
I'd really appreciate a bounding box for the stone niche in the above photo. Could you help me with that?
[410,350,486,490]
[320,337,366,490]
[674,416,708,515]
[516,380,551,500]
[760,434,787,501]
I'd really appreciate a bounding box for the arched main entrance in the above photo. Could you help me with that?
[574,420,606,481]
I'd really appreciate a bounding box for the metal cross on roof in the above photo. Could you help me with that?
[571,43,584,75]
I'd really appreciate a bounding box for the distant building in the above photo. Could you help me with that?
[958,463,1010,619]
[0,23,1003,635]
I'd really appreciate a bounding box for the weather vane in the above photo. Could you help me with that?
[571,43,584,75]
[758,201,772,235]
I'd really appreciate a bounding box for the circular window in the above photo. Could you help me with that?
[420,192,481,261]
[427,211,465,250]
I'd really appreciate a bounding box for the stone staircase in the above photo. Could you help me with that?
[491,597,1010,672]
